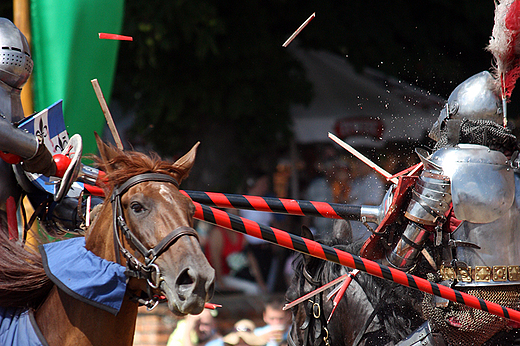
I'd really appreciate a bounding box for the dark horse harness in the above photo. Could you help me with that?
[288,249,391,346]
[287,264,330,346]
[110,173,199,309]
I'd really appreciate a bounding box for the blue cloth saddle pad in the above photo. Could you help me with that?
[39,237,127,315]
[0,237,127,346]
[0,307,48,346]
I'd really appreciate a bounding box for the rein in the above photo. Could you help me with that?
[289,247,388,346]
[110,172,199,308]
[289,264,330,346]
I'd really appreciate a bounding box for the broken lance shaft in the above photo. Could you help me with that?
[192,201,520,323]
[181,190,379,222]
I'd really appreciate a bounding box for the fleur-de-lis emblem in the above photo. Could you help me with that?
[55,135,68,152]
[35,118,48,139]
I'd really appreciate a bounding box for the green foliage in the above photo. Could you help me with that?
[114,0,312,178]
[113,0,509,189]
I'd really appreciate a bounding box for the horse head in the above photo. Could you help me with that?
[285,225,336,346]
[285,222,424,346]
[87,134,215,316]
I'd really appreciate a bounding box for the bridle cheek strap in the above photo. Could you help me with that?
[110,173,198,279]
[150,226,199,259]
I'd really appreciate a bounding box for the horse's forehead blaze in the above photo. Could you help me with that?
[130,181,192,215]
[121,182,194,238]
[158,185,175,204]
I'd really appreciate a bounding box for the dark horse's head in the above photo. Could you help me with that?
[285,223,423,346]
[88,134,215,316]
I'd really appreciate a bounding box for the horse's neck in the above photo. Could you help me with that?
[35,203,140,346]
[345,279,380,331]
[84,202,118,261]
[35,286,138,346]
[324,269,381,345]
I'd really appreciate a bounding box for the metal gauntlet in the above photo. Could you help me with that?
[386,150,452,271]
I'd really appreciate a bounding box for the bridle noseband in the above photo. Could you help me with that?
[288,252,389,346]
[288,264,330,346]
[110,173,199,308]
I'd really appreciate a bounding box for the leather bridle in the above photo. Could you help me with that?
[287,248,388,346]
[110,173,199,308]
[288,264,330,346]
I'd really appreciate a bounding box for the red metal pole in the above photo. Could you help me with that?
[192,201,520,323]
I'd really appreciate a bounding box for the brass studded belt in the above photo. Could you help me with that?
[440,265,520,283]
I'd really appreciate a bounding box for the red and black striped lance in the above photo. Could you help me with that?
[182,190,364,221]
[192,201,520,323]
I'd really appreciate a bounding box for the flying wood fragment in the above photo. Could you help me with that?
[98,33,133,41]
[282,12,315,47]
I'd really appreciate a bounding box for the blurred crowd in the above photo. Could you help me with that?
[196,143,417,297]
[167,297,291,346]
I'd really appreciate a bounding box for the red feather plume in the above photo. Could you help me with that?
[487,0,520,100]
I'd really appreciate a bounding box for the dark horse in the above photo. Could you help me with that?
[0,135,215,345]
[285,224,424,346]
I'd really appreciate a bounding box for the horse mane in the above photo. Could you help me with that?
[0,224,53,309]
[290,235,424,344]
[0,146,182,310]
[92,147,182,190]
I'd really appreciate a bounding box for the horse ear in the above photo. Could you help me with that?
[301,225,314,241]
[94,132,121,173]
[332,220,352,244]
[172,142,199,183]
[301,226,315,266]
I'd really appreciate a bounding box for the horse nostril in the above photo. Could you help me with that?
[176,268,195,287]
[207,280,215,297]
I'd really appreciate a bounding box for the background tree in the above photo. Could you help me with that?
[114,0,505,192]
[2,1,510,192]
[113,0,312,191]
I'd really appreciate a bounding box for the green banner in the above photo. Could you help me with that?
[30,0,125,155]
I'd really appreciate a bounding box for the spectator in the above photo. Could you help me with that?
[238,174,278,293]
[254,298,291,346]
[167,309,223,346]
[347,158,386,243]
[223,320,266,346]
[204,223,261,295]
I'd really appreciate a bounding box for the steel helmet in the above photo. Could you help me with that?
[429,71,503,141]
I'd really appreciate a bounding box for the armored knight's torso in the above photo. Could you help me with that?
[450,173,520,287]
[425,144,520,287]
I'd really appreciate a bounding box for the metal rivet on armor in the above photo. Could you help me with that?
[509,266,520,281]
[475,266,491,282]
[493,266,507,281]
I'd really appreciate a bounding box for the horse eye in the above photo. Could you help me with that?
[130,201,145,213]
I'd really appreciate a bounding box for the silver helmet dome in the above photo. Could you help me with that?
[429,71,503,141]
[0,18,33,122]
[0,18,33,89]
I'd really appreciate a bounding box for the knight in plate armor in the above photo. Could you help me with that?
[0,18,56,186]
[0,18,90,236]
[375,0,520,343]
[390,70,520,346]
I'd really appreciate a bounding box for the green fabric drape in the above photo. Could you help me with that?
[30,0,124,155]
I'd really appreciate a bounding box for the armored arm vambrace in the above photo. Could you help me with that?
[0,116,38,159]
[386,165,452,271]
[386,145,514,273]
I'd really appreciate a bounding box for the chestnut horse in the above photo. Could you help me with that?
[285,226,423,346]
[0,135,215,345]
